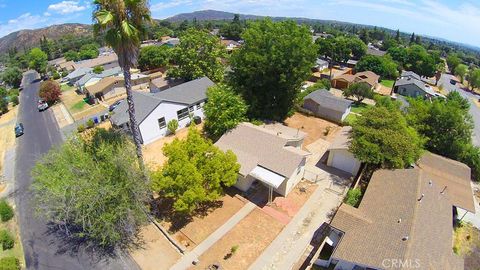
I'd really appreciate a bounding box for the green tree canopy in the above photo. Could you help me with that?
[355,55,399,79]
[468,68,480,90]
[151,127,240,214]
[343,82,374,103]
[230,19,317,120]
[204,84,248,139]
[28,48,48,74]
[138,45,171,71]
[350,106,423,169]
[454,64,468,83]
[446,53,462,72]
[64,50,79,62]
[32,129,149,247]
[219,14,244,40]
[1,67,23,88]
[348,37,367,60]
[168,28,227,82]
[78,43,99,60]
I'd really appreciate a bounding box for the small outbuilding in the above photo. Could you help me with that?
[303,89,353,123]
[327,126,361,176]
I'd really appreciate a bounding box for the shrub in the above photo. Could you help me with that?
[0,257,20,270]
[86,119,95,129]
[231,245,239,254]
[0,200,14,222]
[167,119,178,134]
[344,188,362,207]
[10,96,19,106]
[77,124,86,133]
[0,230,14,250]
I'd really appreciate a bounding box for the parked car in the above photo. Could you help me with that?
[450,79,457,85]
[14,123,24,137]
[109,100,123,112]
[37,99,48,111]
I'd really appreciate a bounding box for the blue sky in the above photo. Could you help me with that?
[0,0,479,47]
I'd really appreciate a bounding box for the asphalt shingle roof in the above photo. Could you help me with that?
[304,89,353,113]
[76,67,122,86]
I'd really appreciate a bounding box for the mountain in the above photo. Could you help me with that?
[166,10,263,22]
[0,23,92,54]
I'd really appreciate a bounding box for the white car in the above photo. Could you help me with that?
[37,99,48,111]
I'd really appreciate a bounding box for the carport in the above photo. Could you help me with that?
[249,166,285,203]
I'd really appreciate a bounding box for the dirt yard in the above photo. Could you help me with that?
[193,208,284,270]
[270,181,318,219]
[284,113,341,146]
[130,224,181,270]
[157,190,246,249]
[375,84,392,96]
[0,108,18,169]
[143,124,204,170]
[61,89,105,121]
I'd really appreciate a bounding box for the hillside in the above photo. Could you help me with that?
[0,23,92,54]
[166,9,263,22]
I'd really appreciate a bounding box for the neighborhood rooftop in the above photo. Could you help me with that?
[304,90,353,113]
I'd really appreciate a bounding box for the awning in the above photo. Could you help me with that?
[249,166,285,189]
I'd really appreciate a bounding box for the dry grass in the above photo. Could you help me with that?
[193,209,284,270]
[61,90,105,121]
[0,107,18,125]
[284,113,341,146]
[0,213,26,268]
[0,108,18,169]
[454,222,480,270]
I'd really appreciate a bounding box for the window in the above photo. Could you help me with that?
[196,103,201,110]
[177,108,189,120]
[189,106,194,112]
[158,117,166,129]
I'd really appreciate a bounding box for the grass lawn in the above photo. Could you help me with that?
[350,103,371,114]
[0,215,25,267]
[60,83,74,92]
[343,113,358,126]
[380,80,395,88]
[70,100,87,113]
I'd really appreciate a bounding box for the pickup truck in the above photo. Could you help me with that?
[37,99,48,111]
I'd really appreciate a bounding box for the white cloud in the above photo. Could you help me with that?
[0,13,49,37]
[48,1,87,15]
[151,0,193,11]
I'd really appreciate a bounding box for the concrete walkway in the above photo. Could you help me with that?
[170,202,257,270]
[249,174,347,270]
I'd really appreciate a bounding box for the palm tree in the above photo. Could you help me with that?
[93,0,150,164]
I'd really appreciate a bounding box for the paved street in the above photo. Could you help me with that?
[439,73,480,146]
[14,71,139,270]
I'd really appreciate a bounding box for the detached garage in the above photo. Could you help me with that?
[303,89,353,124]
[327,126,361,176]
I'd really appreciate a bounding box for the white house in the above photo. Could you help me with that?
[110,77,214,145]
[327,126,361,176]
[215,123,310,200]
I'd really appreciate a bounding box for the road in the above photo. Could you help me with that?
[439,73,480,146]
[15,71,139,270]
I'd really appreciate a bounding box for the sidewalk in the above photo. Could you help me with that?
[51,103,74,128]
[170,202,256,270]
[248,174,347,270]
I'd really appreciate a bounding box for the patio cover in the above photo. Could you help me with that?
[249,166,285,189]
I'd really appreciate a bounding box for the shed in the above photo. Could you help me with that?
[303,90,353,123]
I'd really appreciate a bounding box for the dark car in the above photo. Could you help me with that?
[15,123,24,137]
[450,79,457,85]
[109,100,123,112]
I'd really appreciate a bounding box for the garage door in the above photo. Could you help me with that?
[331,152,356,174]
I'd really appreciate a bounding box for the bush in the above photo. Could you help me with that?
[344,188,362,207]
[77,124,86,133]
[167,119,178,134]
[0,230,14,250]
[231,245,239,254]
[0,200,14,222]
[10,96,19,106]
[86,119,95,129]
[0,257,20,270]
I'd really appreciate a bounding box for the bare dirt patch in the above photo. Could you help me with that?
[192,208,284,270]
[375,84,392,96]
[154,189,246,249]
[130,224,181,270]
[284,113,341,146]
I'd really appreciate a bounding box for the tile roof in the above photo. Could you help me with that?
[215,123,308,177]
[331,167,464,270]
[304,89,353,113]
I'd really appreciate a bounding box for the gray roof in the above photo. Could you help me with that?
[76,67,122,86]
[401,70,421,81]
[315,58,329,67]
[395,77,436,96]
[66,67,93,80]
[304,89,353,112]
[111,77,214,126]
[367,47,387,56]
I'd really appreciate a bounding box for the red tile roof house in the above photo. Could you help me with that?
[314,152,475,270]
[215,123,310,201]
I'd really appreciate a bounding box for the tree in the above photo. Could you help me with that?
[64,50,79,61]
[446,53,461,73]
[387,46,408,67]
[348,37,367,60]
[343,82,374,103]
[167,119,178,134]
[93,66,104,74]
[32,129,149,247]
[0,257,20,270]
[39,80,61,104]
[151,127,240,214]
[138,45,171,71]
[168,28,226,82]
[0,200,14,222]
[78,43,99,60]
[395,29,401,42]
[0,88,7,115]
[410,32,415,44]
[230,19,317,120]
[355,55,398,79]
[1,67,22,88]
[405,45,437,77]
[468,68,480,90]
[219,14,244,40]
[359,28,370,44]
[204,84,248,139]
[454,64,468,83]
[93,0,151,163]
[28,48,48,74]
[350,106,423,169]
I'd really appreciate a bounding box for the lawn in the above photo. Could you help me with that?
[0,213,25,268]
[350,103,371,114]
[60,83,74,92]
[343,113,358,126]
[380,80,395,88]
[70,100,87,113]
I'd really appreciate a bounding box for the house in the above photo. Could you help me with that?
[393,71,438,99]
[111,77,214,144]
[221,40,241,52]
[85,73,150,101]
[331,71,380,89]
[59,60,75,72]
[303,90,353,123]
[346,59,358,68]
[215,123,309,199]
[366,46,387,57]
[48,57,67,68]
[315,152,475,270]
[75,67,122,92]
[162,38,180,47]
[65,67,93,84]
[326,126,361,176]
[150,77,184,93]
[313,58,329,72]
[72,53,119,70]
